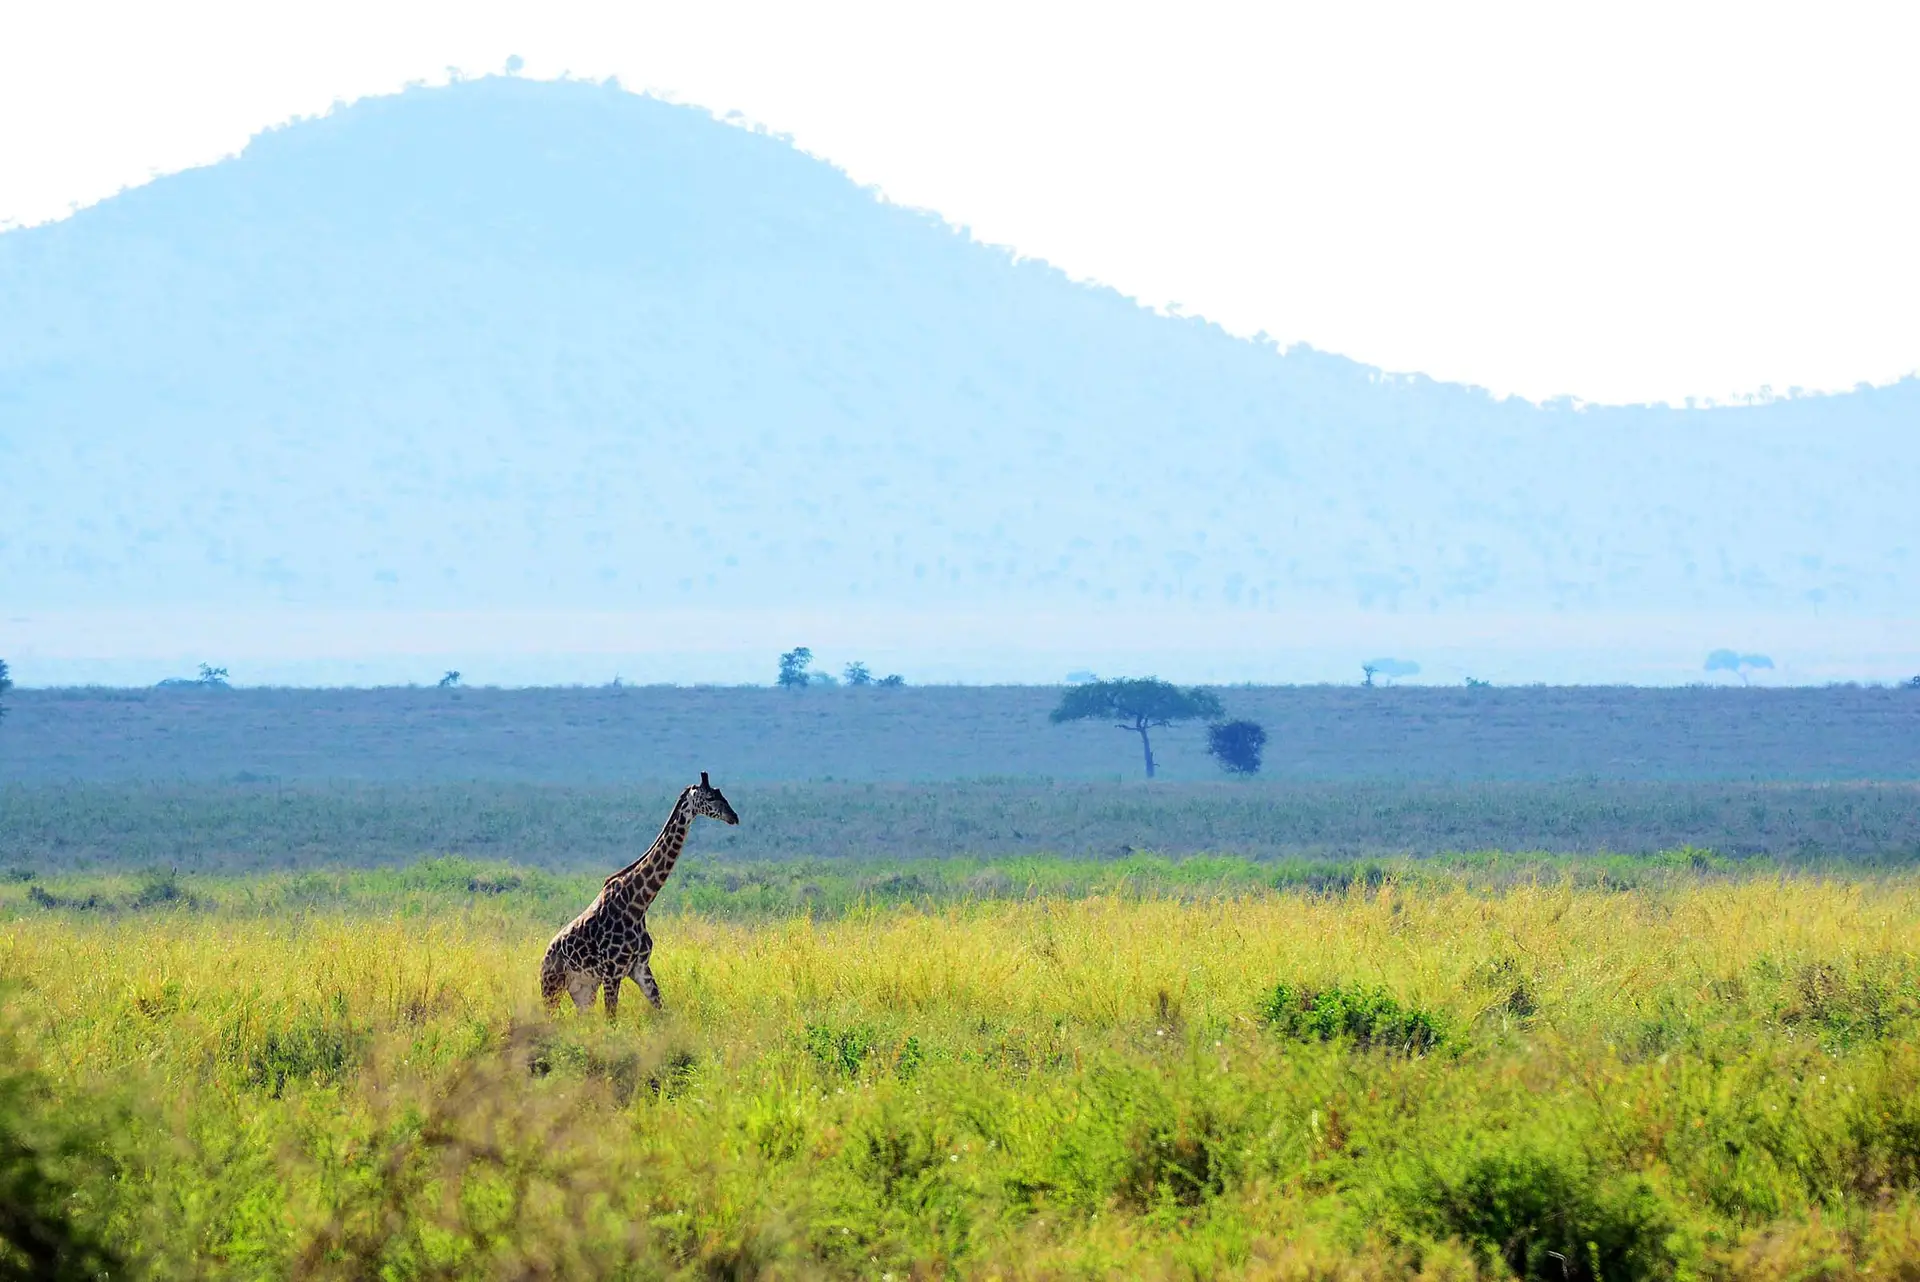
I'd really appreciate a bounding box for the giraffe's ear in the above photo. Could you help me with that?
[701,772,710,788]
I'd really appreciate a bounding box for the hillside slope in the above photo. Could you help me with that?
[2,76,1914,638]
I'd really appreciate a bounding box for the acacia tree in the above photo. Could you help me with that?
[1705,649,1773,686]
[1049,677,1223,779]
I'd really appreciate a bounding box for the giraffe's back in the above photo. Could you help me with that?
[542,890,645,980]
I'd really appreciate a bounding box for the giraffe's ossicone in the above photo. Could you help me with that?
[540,772,739,1018]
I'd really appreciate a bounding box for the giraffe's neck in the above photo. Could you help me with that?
[606,790,696,915]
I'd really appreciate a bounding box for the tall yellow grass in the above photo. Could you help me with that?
[5,874,1920,1278]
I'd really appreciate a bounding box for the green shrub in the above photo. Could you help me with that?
[221,998,365,1097]
[24,886,103,912]
[1261,982,1445,1053]
[1779,959,1913,1050]
[821,1095,976,1271]
[1022,1064,1255,1214]
[1653,845,1728,873]
[0,1028,121,1281]
[1114,1095,1233,1209]
[1842,1042,1920,1196]
[1389,1131,1689,1280]
[129,866,205,910]
[806,1023,878,1076]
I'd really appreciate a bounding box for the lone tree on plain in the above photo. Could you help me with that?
[1362,658,1419,687]
[1207,719,1268,775]
[0,657,11,723]
[843,661,873,687]
[778,647,813,690]
[1705,649,1774,685]
[1050,677,1223,779]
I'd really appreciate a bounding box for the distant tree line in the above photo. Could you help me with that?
[779,647,902,690]
[155,664,231,690]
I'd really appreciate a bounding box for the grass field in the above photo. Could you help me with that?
[7,863,1920,1279]
[6,684,1918,785]
[8,777,1920,872]
[5,683,1918,1276]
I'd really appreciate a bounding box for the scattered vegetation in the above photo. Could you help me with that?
[841,663,906,689]
[7,683,1916,787]
[5,869,1920,1275]
[8,778,1920,870]
[1049,677,1225,778]
[155,664,232,691]
[437,670,461,688]
[0,850,1809,924]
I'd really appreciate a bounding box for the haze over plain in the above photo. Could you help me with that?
[2,28,1916,684]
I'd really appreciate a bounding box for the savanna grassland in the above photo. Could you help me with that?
[5,684,1917,786]
[5,684,1920,1277]
[8,778,1920,870]
[7,862,1920,1280]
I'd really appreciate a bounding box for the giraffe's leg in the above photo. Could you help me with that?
[634,959,663,1010]
[602,976,621,1022]
[635,927,663,1009]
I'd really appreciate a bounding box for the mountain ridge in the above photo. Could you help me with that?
[2,76,1914,681]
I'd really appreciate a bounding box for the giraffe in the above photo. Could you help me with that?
[540,772,739,1018]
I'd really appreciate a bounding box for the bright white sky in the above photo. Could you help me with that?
[2,1,1916,406]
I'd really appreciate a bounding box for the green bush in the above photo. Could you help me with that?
[1779,958,1913,1051]
[1261,982,1445,1053]
[220,998,366,1097]
[806,1023,879,1076]
[1388,1130,1689,1281]
[1020,1063,1258,1215]
[0,1028,121,1281]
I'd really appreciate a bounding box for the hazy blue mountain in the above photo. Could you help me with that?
[2,76,1914,627]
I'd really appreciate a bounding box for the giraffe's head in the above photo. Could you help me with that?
[687,771,740,825]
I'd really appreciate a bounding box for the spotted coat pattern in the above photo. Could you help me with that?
[540,773,739,1018]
